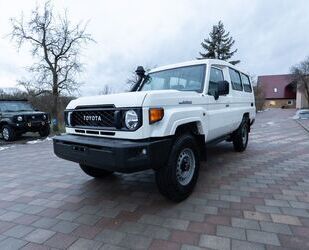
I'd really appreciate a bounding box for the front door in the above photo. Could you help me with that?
[204,66,232,141]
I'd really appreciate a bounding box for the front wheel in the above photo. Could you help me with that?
[1,125,15,142]
[39,126,50,137]
[79,164,114,178]
[155,134,200,202]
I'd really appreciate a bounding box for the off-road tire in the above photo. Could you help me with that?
[232,117,249,152]
[39,126,50,137]
[155,134,200,202]
[1,125,16,142]
[80,164,114,178]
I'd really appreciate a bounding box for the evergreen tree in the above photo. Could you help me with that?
[199,21,240,65]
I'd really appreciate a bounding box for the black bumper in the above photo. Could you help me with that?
[53,134,173,173]
[12,121,49,132]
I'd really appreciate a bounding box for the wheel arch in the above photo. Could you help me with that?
[0,121,9,129]
[174,121,206,161]
[242,112,251,132]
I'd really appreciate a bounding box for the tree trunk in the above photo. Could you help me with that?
[51,74,59,132]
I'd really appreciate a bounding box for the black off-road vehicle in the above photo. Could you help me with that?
[0,99,50,141]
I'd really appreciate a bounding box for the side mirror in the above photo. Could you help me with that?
[214,81,229,100]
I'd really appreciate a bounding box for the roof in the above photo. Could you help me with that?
[149,59,249,76]
[257,74,296,99]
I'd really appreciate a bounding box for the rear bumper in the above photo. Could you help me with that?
[53,134,172,173]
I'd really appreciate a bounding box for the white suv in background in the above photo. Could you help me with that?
[54,59,256,201]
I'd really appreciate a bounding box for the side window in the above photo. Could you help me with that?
[229,68,243,91]
[208,67,224,96]
[241,73,252,92]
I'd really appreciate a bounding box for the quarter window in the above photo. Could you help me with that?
[208,67,224,96]
[229,68,243,91]
[240,73,252,92]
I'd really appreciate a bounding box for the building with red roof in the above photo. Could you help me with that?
[257,74,297,108]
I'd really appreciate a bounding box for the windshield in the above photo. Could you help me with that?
[139,64,206,92]
[0,101,34,112]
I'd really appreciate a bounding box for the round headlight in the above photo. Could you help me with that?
[17,116,23,122]
[125,110,139,130]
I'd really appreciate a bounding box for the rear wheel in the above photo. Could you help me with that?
[232,117,249,152]
[79,164,114,178]
[1,125,15,142]
[155,134,200,202]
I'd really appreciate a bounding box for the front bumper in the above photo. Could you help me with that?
[53,134,172,173]
[12,121,50,132]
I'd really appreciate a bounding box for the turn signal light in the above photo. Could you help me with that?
[149,108,164,124]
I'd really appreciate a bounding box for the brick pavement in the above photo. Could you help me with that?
[0,109,309,249]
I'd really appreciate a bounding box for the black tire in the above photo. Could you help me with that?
[1,125,16,142]
[155,134,200,202]
[39,126,50,137]
[79,164,114,178]
[232,117,249,152]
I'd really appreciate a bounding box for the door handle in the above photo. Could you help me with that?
[226,104,229,107]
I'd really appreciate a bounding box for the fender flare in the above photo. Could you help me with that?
[0,119,13,127]
[169,117,205,135]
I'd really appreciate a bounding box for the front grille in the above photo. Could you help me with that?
[70,110,116,128]
[25,114,43,122]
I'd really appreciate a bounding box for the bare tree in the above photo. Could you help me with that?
[253,85,265,111]
[291,56,309,106]
[99,85,112,95]
[10,1,93,131]
[0,89,4,98]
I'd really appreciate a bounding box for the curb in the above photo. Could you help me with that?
[295,119,309,133]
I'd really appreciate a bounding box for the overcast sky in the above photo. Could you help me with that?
[0,0,308,96]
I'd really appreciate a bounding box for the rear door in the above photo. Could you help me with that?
[228,68,254,131]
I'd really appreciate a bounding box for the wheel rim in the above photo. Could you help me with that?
[2,128,9,140]
[176,148,196,186]
[242,125,248,145]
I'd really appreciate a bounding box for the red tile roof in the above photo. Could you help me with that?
[257,74,296,99]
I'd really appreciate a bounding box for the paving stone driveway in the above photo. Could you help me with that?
[0,109,309,250]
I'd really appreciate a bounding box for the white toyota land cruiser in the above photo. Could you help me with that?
[53,59,256,201]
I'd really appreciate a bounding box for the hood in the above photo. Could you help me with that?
[1,111,45,117]
[67,92,148,109]
[142,90,201,107]
[67,90,201,109]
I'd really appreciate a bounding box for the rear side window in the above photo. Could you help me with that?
[208,67,224,96]
[229,68,243,91]
[240,73,252,92]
